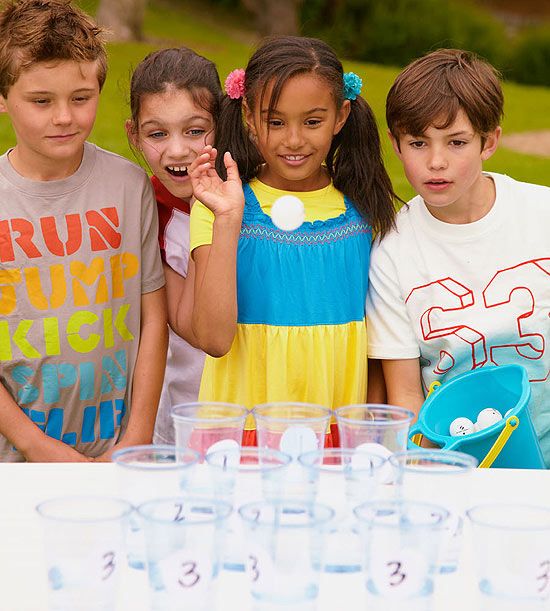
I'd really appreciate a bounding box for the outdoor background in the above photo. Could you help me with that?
[0,0,548,201]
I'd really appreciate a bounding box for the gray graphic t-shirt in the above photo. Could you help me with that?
[0,142,164,460]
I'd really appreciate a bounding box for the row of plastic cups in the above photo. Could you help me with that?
[171,402,415,460]
[34,494,446,611]
[36,494,550,611]
[110,444,481,574]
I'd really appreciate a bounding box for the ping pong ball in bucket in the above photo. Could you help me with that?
[271,195,305,231]
[449,417,475,437]
[476,408,502,431]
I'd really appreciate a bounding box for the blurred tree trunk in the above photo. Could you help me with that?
[96,0,148,41]
[241,0,304,36]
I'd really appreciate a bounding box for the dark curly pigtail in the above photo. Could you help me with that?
[214,95,263,181]
[327,96,399,238]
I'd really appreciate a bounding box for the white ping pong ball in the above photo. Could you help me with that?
[449,417,475,437]
[476,408,502,431]
[353,442,393,484]
[271,195,305,231]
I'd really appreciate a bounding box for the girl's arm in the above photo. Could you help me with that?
[96,287,168,461]
[164,261,200,347]
[189,146,244,357]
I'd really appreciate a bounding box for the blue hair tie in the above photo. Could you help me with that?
[343,72,363,100]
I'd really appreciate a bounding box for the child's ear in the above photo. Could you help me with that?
[0,95,7,114]
[481,126,501,161]
[125,119,139,148]
[333,99,351,135]
[388,131,402,159]
[243,100,257,140]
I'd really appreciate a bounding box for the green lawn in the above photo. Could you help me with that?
[0,0,548,202]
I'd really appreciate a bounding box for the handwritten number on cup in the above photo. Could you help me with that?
[247,547,275,587]
[537,559,550,594]
[159,550,210,596]
[248,554,260,582]
[173,502,185,522]
[101,551,116,581]
[178,561,200,588]
[372,548,426,598]
[387,560,406,587]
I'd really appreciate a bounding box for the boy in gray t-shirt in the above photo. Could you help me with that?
[0,1,167,461]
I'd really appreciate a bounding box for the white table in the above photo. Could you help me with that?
[1,464,549,610]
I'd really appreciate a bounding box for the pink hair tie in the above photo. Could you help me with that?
[225,68,246,100]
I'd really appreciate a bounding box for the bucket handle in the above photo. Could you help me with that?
[409,423,424,448]
[478,416,519,469]
[411,381,442,447]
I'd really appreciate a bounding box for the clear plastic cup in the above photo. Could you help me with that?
[298,448,386,573]
[390,449,478,573]
[171,402,248,457]
[239,500,334,611]
[335,404,415,455]
[206,447,291,571]
[252,403,331,459]
[467,503,550,605]
[112,445,200,569]
[354,499,449,611]
[253,403,331,503]
[138,497,232,611]
[36,495,132,611]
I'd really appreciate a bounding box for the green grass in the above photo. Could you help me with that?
[0,0,548,202]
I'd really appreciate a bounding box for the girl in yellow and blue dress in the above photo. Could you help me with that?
[188,36,398,445]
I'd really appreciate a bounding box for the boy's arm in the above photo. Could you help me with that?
[381,358,425,417]
[366,358,387,403]
[96,287,168,461]
[0,385,91,462]
[189,146,244,357]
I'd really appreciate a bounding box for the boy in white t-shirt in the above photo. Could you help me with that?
[367,48,550,465]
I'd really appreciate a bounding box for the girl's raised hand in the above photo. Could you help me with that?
[189,145,244,218]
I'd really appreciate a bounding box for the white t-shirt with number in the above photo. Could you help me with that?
[366,172,550,464]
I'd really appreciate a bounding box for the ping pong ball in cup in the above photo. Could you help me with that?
[353,442,393,484]
[271,195,305,231]
[449,417,475,437]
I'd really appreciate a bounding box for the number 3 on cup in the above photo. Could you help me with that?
[246,546,274,588]
[159,549,210,597]
[536,558,550,596]
[371,548,428,599]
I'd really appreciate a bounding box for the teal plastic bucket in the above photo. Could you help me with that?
[408,365,545,469]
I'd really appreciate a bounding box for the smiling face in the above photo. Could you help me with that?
[391,108,501,223]
[0,60,100,180]
[131,86,215,200]
[245,73,350,192]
